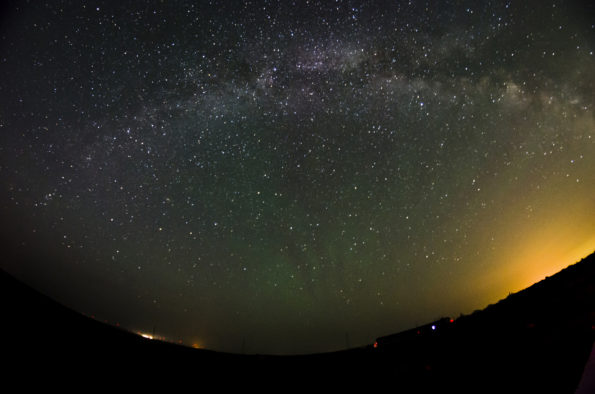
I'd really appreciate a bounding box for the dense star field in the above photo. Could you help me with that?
[1,0,594,354]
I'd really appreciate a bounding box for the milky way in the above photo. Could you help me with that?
[1,0,594,354]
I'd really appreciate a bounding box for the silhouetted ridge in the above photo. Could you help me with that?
[2,252,594,391]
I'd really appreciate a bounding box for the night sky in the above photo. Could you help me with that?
[1,0,594,355]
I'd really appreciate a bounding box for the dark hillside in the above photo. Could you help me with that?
[372,252,595,393]
[2,252,594,391]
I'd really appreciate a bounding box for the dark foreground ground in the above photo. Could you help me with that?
[3,253,594,391]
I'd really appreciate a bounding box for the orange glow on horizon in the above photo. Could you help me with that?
[504,235,595,296]
[455,199,595,319]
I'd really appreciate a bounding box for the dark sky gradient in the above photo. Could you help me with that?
[1,0,594,354]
